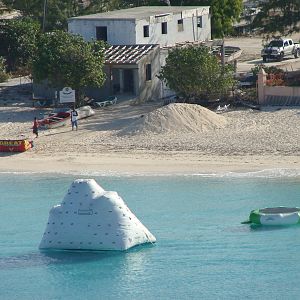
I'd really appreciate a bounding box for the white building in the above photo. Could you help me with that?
[68,6,211,47]
[55,6,211,103]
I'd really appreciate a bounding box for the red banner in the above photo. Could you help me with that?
[0,139,32,152]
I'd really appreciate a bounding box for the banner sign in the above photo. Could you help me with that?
[0,139,32,152]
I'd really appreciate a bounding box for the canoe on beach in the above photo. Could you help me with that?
[38,106,95,129]
[38,111,71,129]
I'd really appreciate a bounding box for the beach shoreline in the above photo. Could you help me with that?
[1,151,300,175]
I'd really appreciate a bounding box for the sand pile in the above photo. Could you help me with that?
[120,103,227,135]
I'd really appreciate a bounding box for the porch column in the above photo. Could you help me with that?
[133,69,139,96]
[257,68,267,104]
[119,69,124,93]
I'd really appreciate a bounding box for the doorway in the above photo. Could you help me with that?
[123,69,134,94]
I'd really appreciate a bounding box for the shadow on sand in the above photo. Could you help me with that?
[0,152,23,157]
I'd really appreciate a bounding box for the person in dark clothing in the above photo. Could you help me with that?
[33,117,39,138]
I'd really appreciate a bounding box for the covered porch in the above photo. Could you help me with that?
[86,44,162,103]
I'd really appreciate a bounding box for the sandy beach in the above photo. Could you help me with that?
[1,99,300,175]
[1,35,300,176]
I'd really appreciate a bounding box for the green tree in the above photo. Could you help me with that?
[44,0,89,30]
[210,0,243,38]
[1,0,41,17]
[2,0,87,31]
[2,0,130,31]
[32,30,106,105]
[159,45,235,101]
[0,57,9,82]
[0,18,40,72]
[252,0,300,37]
[82,0,123,14]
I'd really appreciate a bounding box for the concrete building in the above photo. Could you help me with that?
[67,6,211,102]
[65,6,211,103]
[33,44,162,104]
[88,44,162,102]
[68,6,211,47]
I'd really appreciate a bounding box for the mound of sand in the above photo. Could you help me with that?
[120,103,227,135]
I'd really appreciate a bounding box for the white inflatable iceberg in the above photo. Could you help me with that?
[39,179,156,251]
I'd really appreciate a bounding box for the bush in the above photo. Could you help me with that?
[159,45,235,102]
[0,57,9,82]
[251,64,286,86]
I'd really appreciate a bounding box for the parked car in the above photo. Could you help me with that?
[261,38,300,62]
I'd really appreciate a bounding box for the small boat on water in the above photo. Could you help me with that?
[0,139,32,152]
[243,207,300,225]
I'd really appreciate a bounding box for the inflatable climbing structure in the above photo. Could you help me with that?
[39,179,156,251]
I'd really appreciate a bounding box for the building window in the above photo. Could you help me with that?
[143,25,149,37]
[161,22,167,34]
[177,19,184,32]
[146,64,152,81]
[197,16,203,28]
[96,26,107,41]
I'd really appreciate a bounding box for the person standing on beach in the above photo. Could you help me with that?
[32,117,39,138]
[71,107,78,131]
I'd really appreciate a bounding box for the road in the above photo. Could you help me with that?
[224,34,300,74]
[237,56,300,73]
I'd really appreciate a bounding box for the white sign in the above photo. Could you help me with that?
[59,87,75,103]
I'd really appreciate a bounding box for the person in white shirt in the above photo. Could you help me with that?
[71,108,78,131]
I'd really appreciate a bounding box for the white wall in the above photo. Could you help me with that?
[137,47,162,102]
[265,86,300,97]
[136,11,211,46]
[68,7,211,46]
[68,19,136,44]
[257,69,300,104]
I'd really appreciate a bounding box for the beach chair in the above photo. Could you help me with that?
[93,96,117,108]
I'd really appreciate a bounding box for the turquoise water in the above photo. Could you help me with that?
[1,172,300,299]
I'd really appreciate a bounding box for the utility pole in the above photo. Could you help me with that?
[42,0,47,32]
[221,39,225,67]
